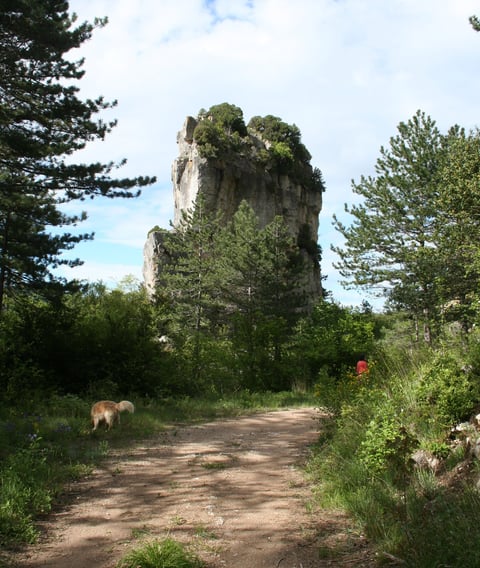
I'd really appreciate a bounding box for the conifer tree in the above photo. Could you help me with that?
[216,201,308,389]
[160,197,224,389]
[159,199,309,392]
[0,0,155,310]
[435,128,480,329]
[332,110,447,341]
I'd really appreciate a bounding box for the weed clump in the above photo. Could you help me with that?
[117,537,204,568]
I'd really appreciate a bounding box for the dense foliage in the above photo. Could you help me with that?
[155,199,327,394]
[309,334,480,567]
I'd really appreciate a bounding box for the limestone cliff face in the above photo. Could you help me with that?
[143,113,324,302]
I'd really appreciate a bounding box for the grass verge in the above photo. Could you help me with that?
[307,347,480,567]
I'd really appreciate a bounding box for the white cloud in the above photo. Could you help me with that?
[62,0,480,306]
[56,260,143,287]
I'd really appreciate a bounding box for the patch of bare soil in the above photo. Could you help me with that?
[13,408,375,567]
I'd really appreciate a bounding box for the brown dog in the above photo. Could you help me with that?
[91,400,135,431]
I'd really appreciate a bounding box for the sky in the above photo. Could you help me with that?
[57,0,480,308]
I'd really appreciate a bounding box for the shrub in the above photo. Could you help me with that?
[198,103,247,137]
[194,103,248,159]
[415,354,479,426]
[359,410,418,488]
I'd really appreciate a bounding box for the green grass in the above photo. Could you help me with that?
[399,485,480,567]
[117,538,204,568]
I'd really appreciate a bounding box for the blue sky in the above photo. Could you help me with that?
[59,0,480,308]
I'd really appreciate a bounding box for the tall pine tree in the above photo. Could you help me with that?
[434,128,480,330]
[216,201,308,390]
[332,110,447,342]
[160,197,224,390]
[0,0,155,310]
[158,199,310,392]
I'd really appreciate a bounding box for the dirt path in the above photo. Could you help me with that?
[15,408,375,567]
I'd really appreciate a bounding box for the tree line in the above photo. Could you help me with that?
[0,194,379,399]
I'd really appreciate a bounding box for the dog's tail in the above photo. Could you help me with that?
[116,400,135,414]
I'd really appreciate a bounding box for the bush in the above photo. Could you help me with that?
[415,354,479,426]
[198,103,247,137]
[359,405,418,488]
[194,103,248,159]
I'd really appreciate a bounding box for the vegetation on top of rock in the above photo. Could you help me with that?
[198,103,248,137]
[247,114,312,164]
[147,226,169,236]
[192,103,325,192]
[193,103,248,159]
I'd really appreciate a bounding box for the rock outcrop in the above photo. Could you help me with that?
[143,107,324,303]
[143,228,170,297]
